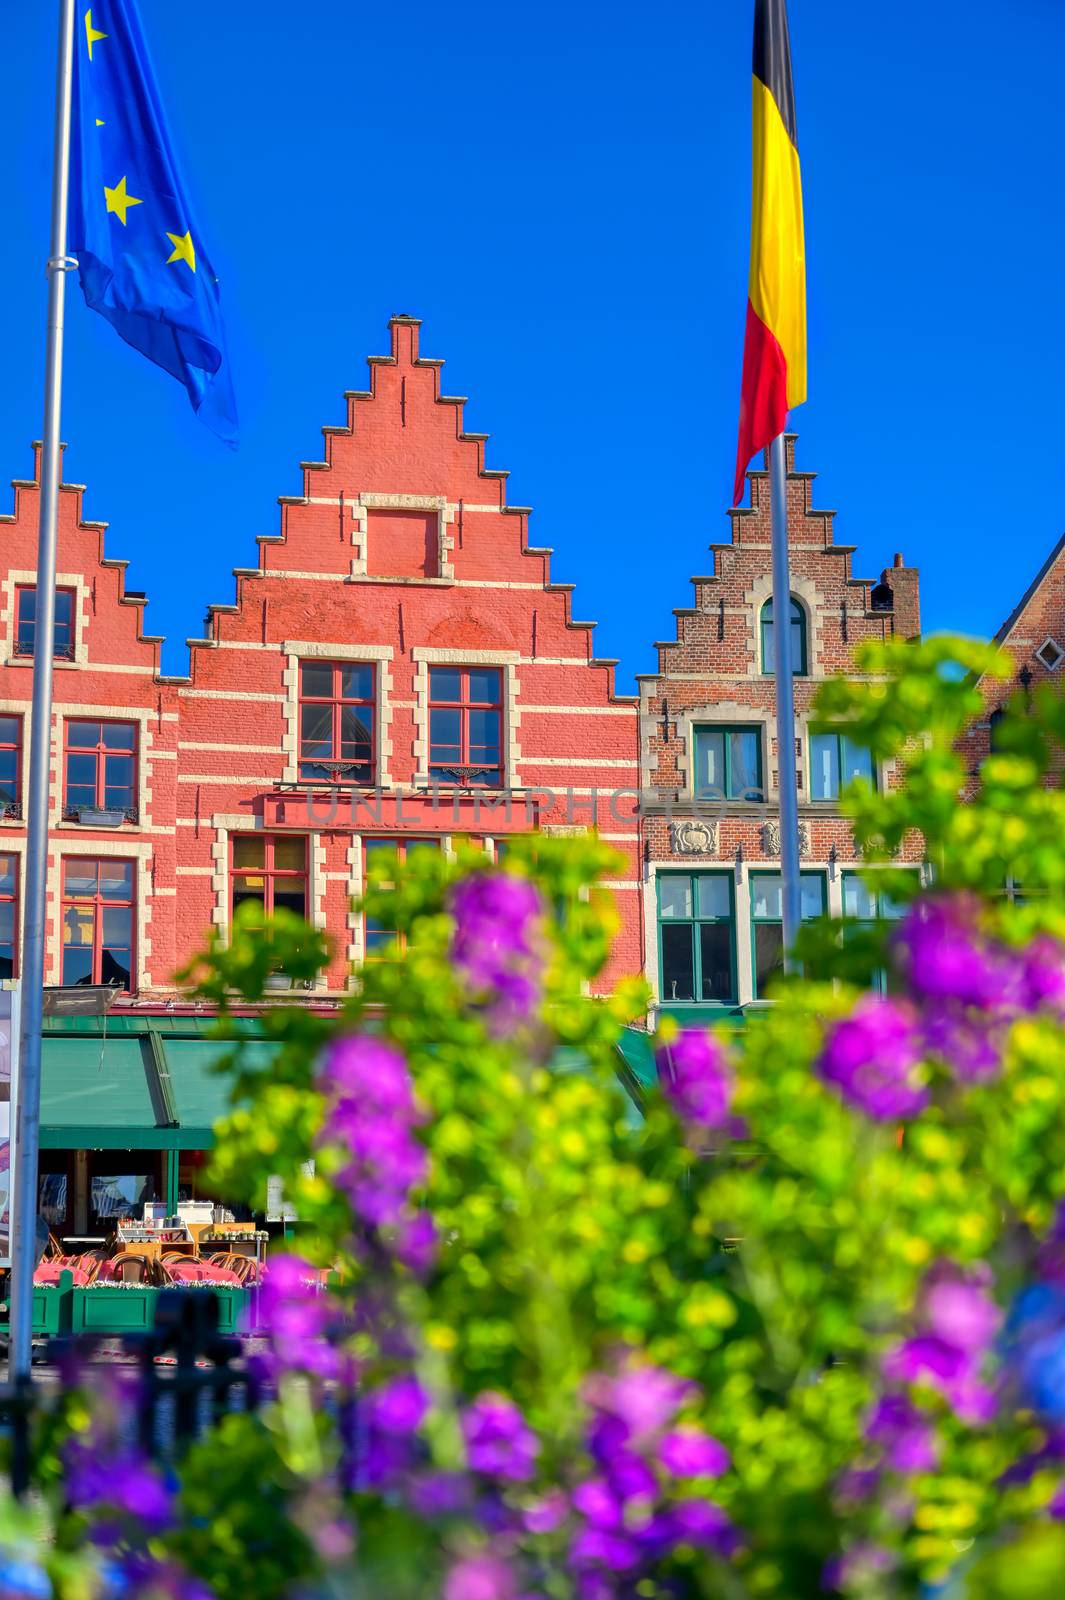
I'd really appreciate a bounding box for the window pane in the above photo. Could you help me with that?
[661,924,695,1002]
[66,754,98,796]
[300,662,334,699]
[754,925,785,997]
[61,946,93,986]
[659,877,692,919]
[62,904,94,946]
[102,905,132,946]
[17,590,36,625]
[430,667,462,703]
[340,664,374,701]
[100,947,131,988]
[339,707,373,757]
[699,923,735,1002]
[103,724,136,751]
[842,876,877,921]
[468,709,500,758]
[0,752,16,801]
[54,591,73,626]
[752,875,783,921]
[233,836,265,869]
[730,731,761,800]
[273,887,307,919]
[762,610,775,674]
[800,875,825,919]
[0,903,14,941]
[696,876,730,919]
[810,734,839,801]
[406,838,442,857]
[841,738,874,788]
[272,837,306,873]
[0,717,20,746]
[0,952,12,982]
[300,703,333,752]
[0,856,15,896]
[429,707,461,760]
[63,860,98,897]
[104,756,135,808]
[695,730,724,798]
[468,668,501,704]
[67,722,100,750]
[232,886,265,915]
[99,862,133,899]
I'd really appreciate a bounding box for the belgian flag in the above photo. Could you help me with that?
[733,0,807,506]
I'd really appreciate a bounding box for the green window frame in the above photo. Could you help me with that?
[841,870,913,992]
[760,597,807,676]
[693,726,764,803]
[657,872,736,1006]
[750,871,825,999]
[809,732,876,801]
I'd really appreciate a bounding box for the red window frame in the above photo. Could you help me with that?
[363,837,442,955]
[15,585,76,660]
[298,661,376,784]
[231,834,309,919]
[0,852,18,978]
[60,857,135,991]
[0,715,21,817]
[63,719,138,819]
[428,666,504,786]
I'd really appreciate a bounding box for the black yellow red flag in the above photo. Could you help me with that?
[733,0,807,505]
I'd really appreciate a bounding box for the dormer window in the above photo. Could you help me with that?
[760,597,807,676]
[15,586,75,660]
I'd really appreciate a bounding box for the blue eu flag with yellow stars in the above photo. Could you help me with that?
[70,2,237,443]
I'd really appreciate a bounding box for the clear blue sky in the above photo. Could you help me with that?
[3,1,1062,687]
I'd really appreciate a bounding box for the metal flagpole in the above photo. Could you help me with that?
[9,0,77,1381]
[768,432,803,970]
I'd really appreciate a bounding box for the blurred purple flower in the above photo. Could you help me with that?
[406,1471,473,1518]
[365,1373,429,1435]
[605,1448,657,1504]
[66,1444,173,1533]
[316,1036,429,1236]
[572,1479,623,1530]
[865,1394,939,1474]
[658,1426,730,1478]
[1003,1282,1065,1423]
[883,1264,1000,1424]
[823,1543,895,1594]
[894,898,1011,1010]
[921,1005,1004,1084]
[254,1253,344,1383]
[451,873,544,1034]
[655,1029,733,1133]
[646,1499,741,1557]
[1017,937,1065,1014]
[584,1363,696,1447]
[521,1490,569,1534]
[443,1552,518,1600]
[571,1528,643,1573]
[462,1393,539,1482]
[818,998,927,1121]
[393,1210,438,1275]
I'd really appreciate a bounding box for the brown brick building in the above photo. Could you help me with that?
[638,436,922,1022]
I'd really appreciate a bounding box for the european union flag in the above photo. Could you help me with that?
[70,2,237,442]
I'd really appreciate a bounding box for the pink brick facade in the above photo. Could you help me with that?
[0,317,641,1006]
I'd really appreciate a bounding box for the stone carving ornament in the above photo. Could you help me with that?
[670,819,719,856]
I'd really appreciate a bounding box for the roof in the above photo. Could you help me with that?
[994,530,1065,644]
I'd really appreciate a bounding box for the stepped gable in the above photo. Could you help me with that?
[177,316,632,707]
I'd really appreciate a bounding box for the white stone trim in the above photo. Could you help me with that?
[280,642,395,786]
[0,698,30,823]
[410,647,521,784]
[49,837,153,990]
[349,493,457,580]
[1,570,90,667]
[345,836,363,968]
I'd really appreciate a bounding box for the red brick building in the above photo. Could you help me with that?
[638,436,922,1022]
[0,315,642,1008]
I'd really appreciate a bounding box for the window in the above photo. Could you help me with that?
[15,586,75,660]
[298,661,375,784]
[988,708,1007,754]
[842,871,912,993]
[0,853,17,978]
[428,667,503,786]
[657,873,736,1004]
[364,837,442,954]
[1036,638,1064,672]
[760,597,807,676]
[809,732,876,801]
[231,835,308,919]
[0,716,21,816]
[63,720,137,819]
[750,871,825,999]
[61,857,134,989]
[693,727,763,802]
[870,581,894,612]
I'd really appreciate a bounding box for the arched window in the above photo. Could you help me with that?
[988,708,1007,754]
[760,597,807,676]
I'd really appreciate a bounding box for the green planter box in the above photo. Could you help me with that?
[0,1269,75,1334]
[73,1285,160,1332]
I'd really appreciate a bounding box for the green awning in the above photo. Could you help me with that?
[38,1024,278,1151]
[616,1027,657,1092]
